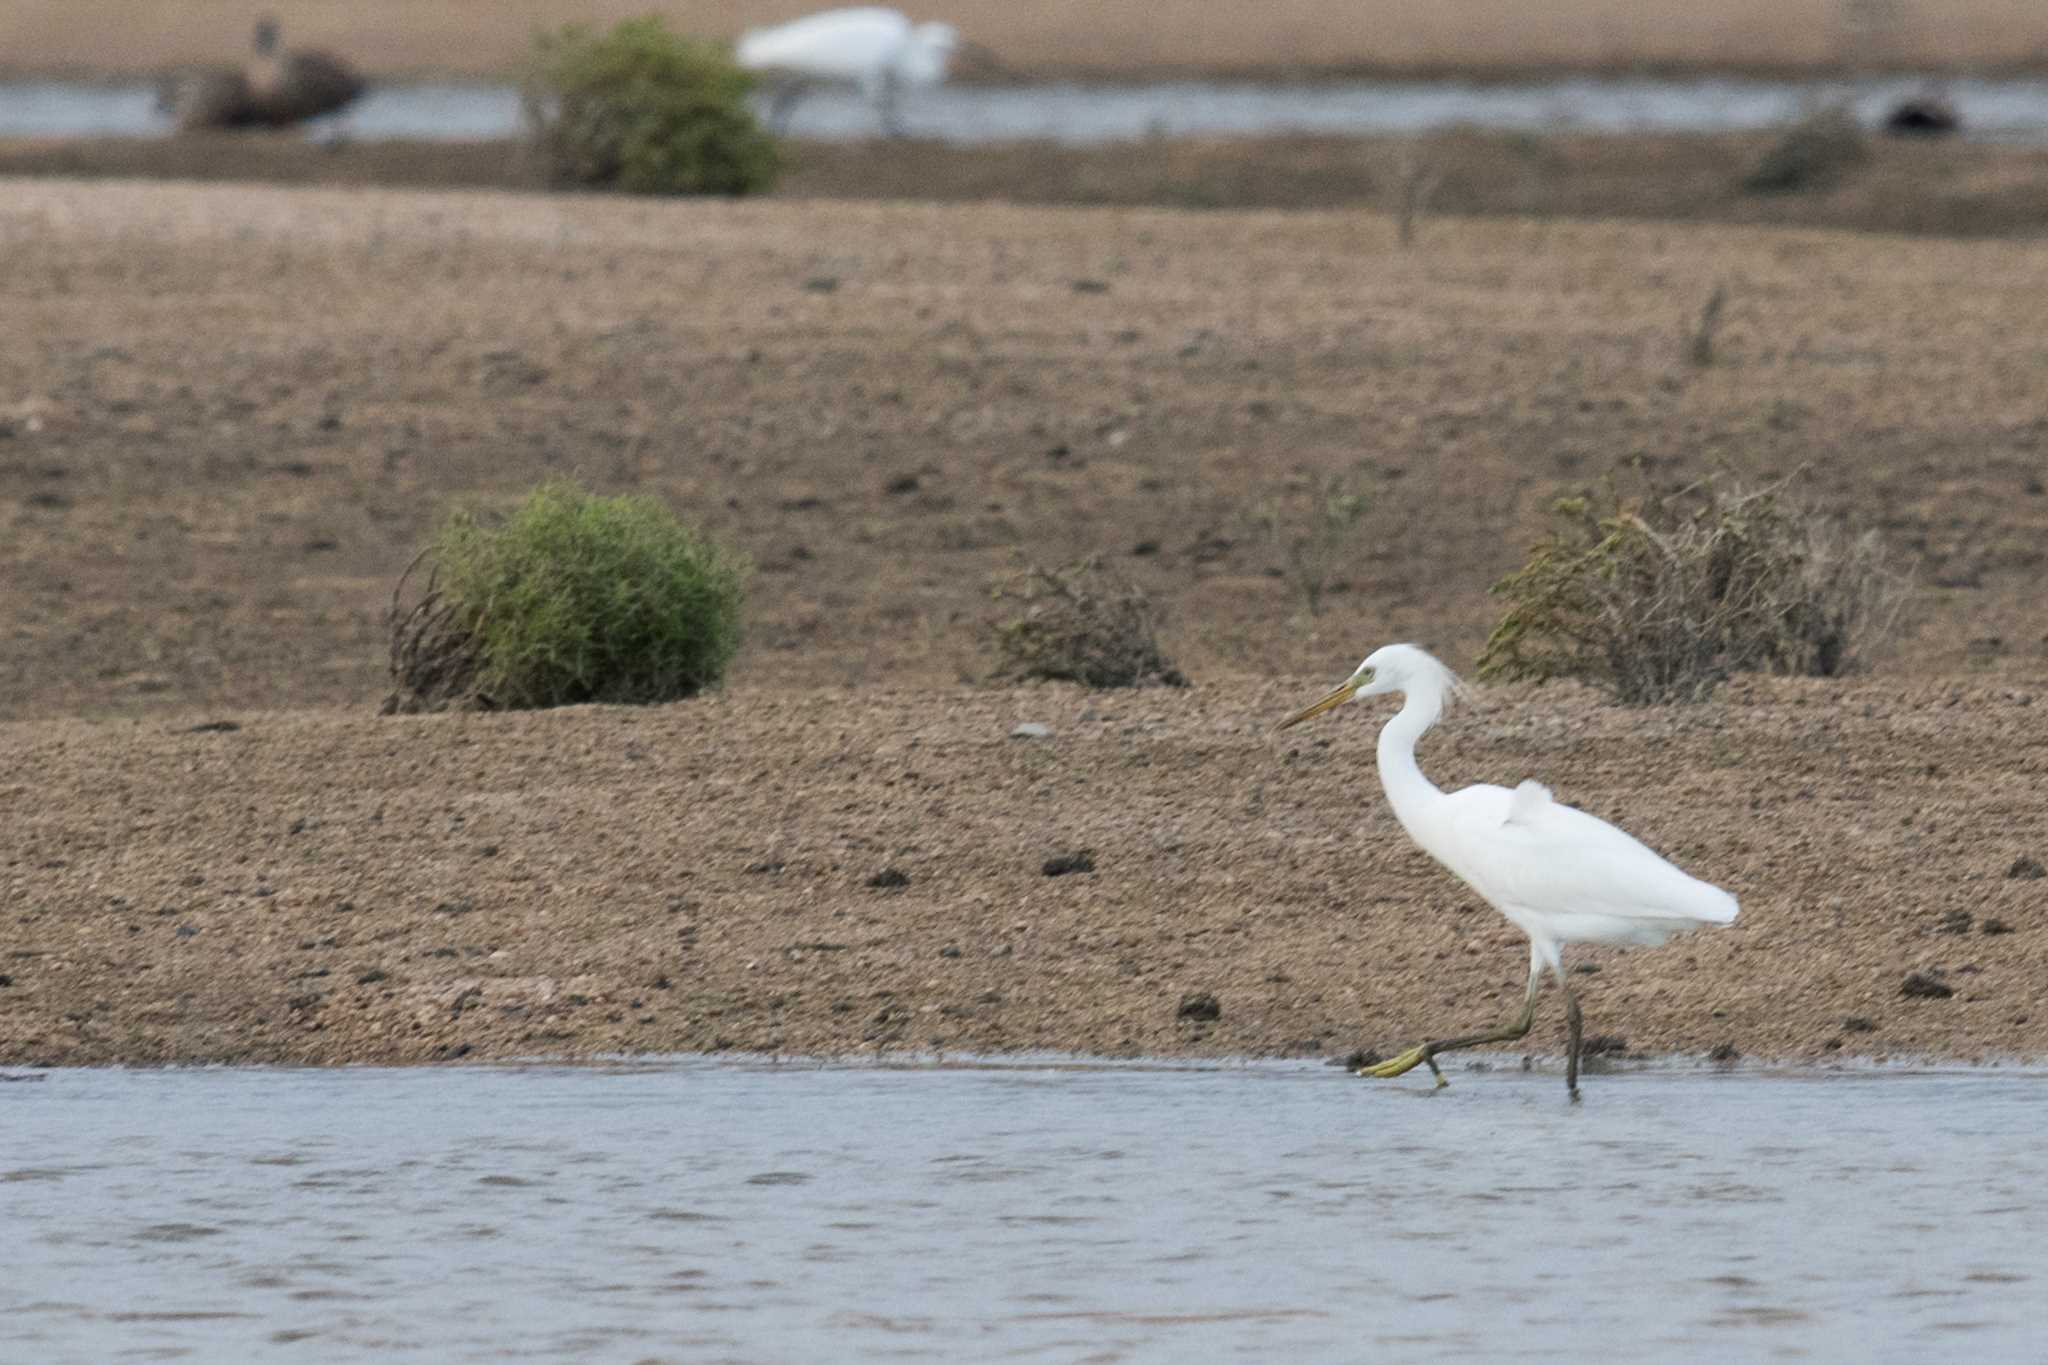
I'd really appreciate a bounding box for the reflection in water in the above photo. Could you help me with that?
[0,1060,2042,1362]
[3,76,2048,144]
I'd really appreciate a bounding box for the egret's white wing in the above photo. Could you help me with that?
[736,7,910,83]
[1437,781,1737,946]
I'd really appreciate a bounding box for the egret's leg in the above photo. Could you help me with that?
[1359,959,1543,1089]
[1564,987,1584,1101]
[764,78,817,134]
[877,72,904,137]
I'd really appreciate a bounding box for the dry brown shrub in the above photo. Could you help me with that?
[382,550,487,715]
[988,559,1187,688]
[1478,476,1911,703]
[1743,104,1868,193]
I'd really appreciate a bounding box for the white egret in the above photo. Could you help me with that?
[735,7,960,136]
[1278,644,1738,1099]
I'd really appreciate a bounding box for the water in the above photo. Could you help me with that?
[4,75,2048,144]
[2,1059,2041,1362]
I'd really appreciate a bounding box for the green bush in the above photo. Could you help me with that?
[385,481,747,713]
[522,16,779,195]
[1477,477,1909,703]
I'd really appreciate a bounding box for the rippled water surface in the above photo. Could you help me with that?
[2,1060,2042,1362]
[4,75,2048,143]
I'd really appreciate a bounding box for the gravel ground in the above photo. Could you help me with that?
[3,675,2044,1068]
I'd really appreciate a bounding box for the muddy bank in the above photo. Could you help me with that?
[6,129,2048,238]
[2,178,2043,725]
[2,676,2044,1067]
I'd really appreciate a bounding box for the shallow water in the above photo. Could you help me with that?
[1,1059,2041,1362]
[4,75,2047,144]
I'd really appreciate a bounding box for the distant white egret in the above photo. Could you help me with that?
[1278,644,1738,1099]
[735,6,960,136]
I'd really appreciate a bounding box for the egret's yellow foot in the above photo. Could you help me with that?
[1357,1046,1429,1080]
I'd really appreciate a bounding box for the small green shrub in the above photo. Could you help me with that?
[385,481,747,713]
[988,559,1187,688]
[1743,105,1867,194]
[1477,477,1909,703]
[1251,463,1374,616]
[522,16,779,195]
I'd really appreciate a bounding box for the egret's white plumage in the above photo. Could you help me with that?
[735,7,959,135]
[1280,643,1737,1097]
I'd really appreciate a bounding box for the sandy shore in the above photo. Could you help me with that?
[7,0,2045,81]
[1,177,2044,1066]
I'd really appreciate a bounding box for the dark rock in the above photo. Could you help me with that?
[1707,1041,1740,1062]
[2007,857,2045,880]
[1901,972,1954,999]
[1936,909,1974,935]
[1982,919,2014,936]
[185,720,240,733]
[1842,1016,1878,1032]
[865,867,911,889]
[1176,992,1221,1022]
[355,968,387,985]
[1042,850,1095,877]
[1882,96,1960,136]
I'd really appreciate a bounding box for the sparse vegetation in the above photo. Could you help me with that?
[1687,284,1727,367]
[1252,465,1375,616]
[522,16,779,196]
[987,559,1186,688]
[1390,145,1444,247]
[1478,476,1911,703]
[385,481,747,713]
[1743,104,1868,194]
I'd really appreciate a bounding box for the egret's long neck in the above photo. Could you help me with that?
[1376,682,1448,835]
